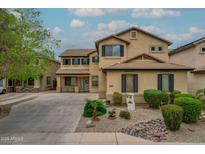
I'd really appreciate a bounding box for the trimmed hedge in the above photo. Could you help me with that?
[113,92,123,106]
[170,90,181,103]
[161,91,169,105]
[83,99,107,117]
[161,104,183,131]
[174,97,202,123]
[119,110,131,120]
[175,93,194,99]
[144,89,162,108]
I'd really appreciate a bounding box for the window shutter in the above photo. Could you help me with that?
[169,74,174,92]
[102,45,105,57]
[158,74,162,90]
[133,74,138,92]
[87,58,89,65]
[92,56,95,62]
[120,45,124,57]
[121,75,126,92]
[78,58,80,64]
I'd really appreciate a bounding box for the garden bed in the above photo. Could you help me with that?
[75,105,161,132]
[76,105,205,143]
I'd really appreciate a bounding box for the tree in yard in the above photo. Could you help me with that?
[0,8,60,82]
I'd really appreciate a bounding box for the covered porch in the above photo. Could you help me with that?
[56,68,90,93]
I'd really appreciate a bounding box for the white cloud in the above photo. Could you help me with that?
[68,8,127,17]
[188,26,205,34]
[70,19,85,28]
[97,20,131,31]
[140,25,160,33]
[165,26,205,41]
[50,26,62,35]
[131,9,180,18]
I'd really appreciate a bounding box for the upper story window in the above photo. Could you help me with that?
[92,56,99,63]
[72,58,80,65]
[102,45,124,57]
[63,58,71,65]
[150,46,163,52]
[201,47,205,52]
[130,31,137,39]
[81,57,89,65]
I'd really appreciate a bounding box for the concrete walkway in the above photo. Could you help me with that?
[0,93,38,106]
[0,132,154,145]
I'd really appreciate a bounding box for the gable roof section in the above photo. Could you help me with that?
[122,53,165,63]
[59,49,95,57]
[95,35,130,47]
[103,61,193,71]
[95,26,172,47]
[169,36,205,56]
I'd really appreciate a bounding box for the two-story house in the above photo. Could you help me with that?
[56,27,193,103]
[0,58,60,93]
[169,37,205,95]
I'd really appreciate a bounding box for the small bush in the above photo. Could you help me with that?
[161,104,183,131]
[170,90,181,103]
[174,97,202,123]
[119,110,131,120]
[175,93,194,99]
[161,91,169,105]
[113,92,123,106]
[83,99,107,117]
[144,89,162,108]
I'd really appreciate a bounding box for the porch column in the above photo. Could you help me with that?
[57,75,61,92]
[3,79,7,89]
[34,78,41,89]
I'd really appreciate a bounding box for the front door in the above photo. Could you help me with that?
[79,77,89,92]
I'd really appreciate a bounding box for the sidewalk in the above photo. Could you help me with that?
[0,93,38,106]
[0,133,154,145]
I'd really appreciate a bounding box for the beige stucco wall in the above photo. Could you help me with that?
[106,70,188,103]
[89,52,99,93]
[40,61,60,91]
[118,31,169,62]
[169,42,205,94]
[97,30,170,97]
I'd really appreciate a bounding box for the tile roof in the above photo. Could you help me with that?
[56,68,90,75]
[191,67,205,74]
[95,26,172,47]
[59,49,96,57]
[103,61,193,71]
[169,36,205,55]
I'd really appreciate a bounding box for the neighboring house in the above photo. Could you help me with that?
[169,37,205,95]
[56,27,193,103]
[0,59,60,93]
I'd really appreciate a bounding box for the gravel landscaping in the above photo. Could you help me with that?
[76,105,205,143]
[75,105,162,132]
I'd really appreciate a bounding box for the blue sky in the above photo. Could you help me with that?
[38,8,205,57]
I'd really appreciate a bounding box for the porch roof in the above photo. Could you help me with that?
[56,68,90,75]
[103,61,193,71]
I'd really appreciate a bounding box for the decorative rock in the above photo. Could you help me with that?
[121,118,168,142]
[86,120,95,128]
[187,128,195,132]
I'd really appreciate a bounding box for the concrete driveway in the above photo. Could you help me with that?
[0,92,98,144]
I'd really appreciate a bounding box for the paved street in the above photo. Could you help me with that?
[0,92,98,144]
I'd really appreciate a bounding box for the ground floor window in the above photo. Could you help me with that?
[15,80,22,86]
[8,79,13,87]
[65,77,76,86]
[121,74,138,93]
[0,80,3,87]
[91,76,98,86]
[158,74,174,92]
[46,76,51,85]
[28,78,34,86]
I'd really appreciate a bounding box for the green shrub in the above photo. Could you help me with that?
[161,91,169,105]
[144,89,162,108]
[175,93,194,99]
[202,100,205,111]
[113,92,123,106]
[170,90,181,103]
[161,104,183,131]
[83,99,107,117]
[119,110,131,120]
[196,89,205,99]
[174,97,202,123]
